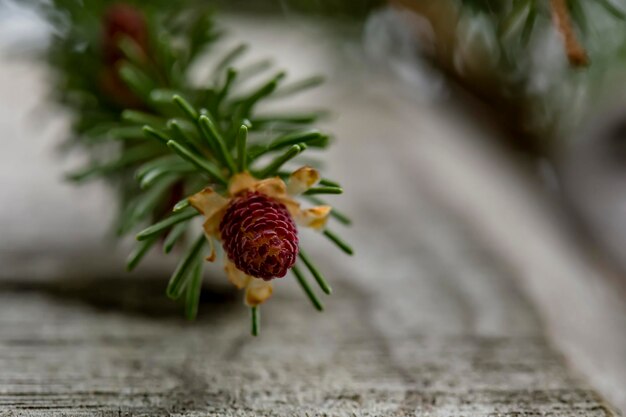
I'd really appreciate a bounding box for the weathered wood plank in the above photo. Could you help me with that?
[0,276,614,416]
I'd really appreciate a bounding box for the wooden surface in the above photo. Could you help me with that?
[0,271,615,416]
[1,10,625,416]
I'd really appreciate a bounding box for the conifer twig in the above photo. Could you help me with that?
[550,0,589,67]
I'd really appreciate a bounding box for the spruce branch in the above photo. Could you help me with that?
[33,0,352,333]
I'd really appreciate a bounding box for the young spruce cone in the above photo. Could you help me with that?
[219,192,299,280]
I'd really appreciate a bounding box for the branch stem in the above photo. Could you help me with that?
[550,0,588,67]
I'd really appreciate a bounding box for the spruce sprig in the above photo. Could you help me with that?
[33,1,352,333]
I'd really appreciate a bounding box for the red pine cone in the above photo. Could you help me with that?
[102,3,148,65]
[219,192,299,281]
[99,4,148,108]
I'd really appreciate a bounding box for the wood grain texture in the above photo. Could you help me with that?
[0,262,614,416]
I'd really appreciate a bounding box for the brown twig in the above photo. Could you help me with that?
[550,0,589,67]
